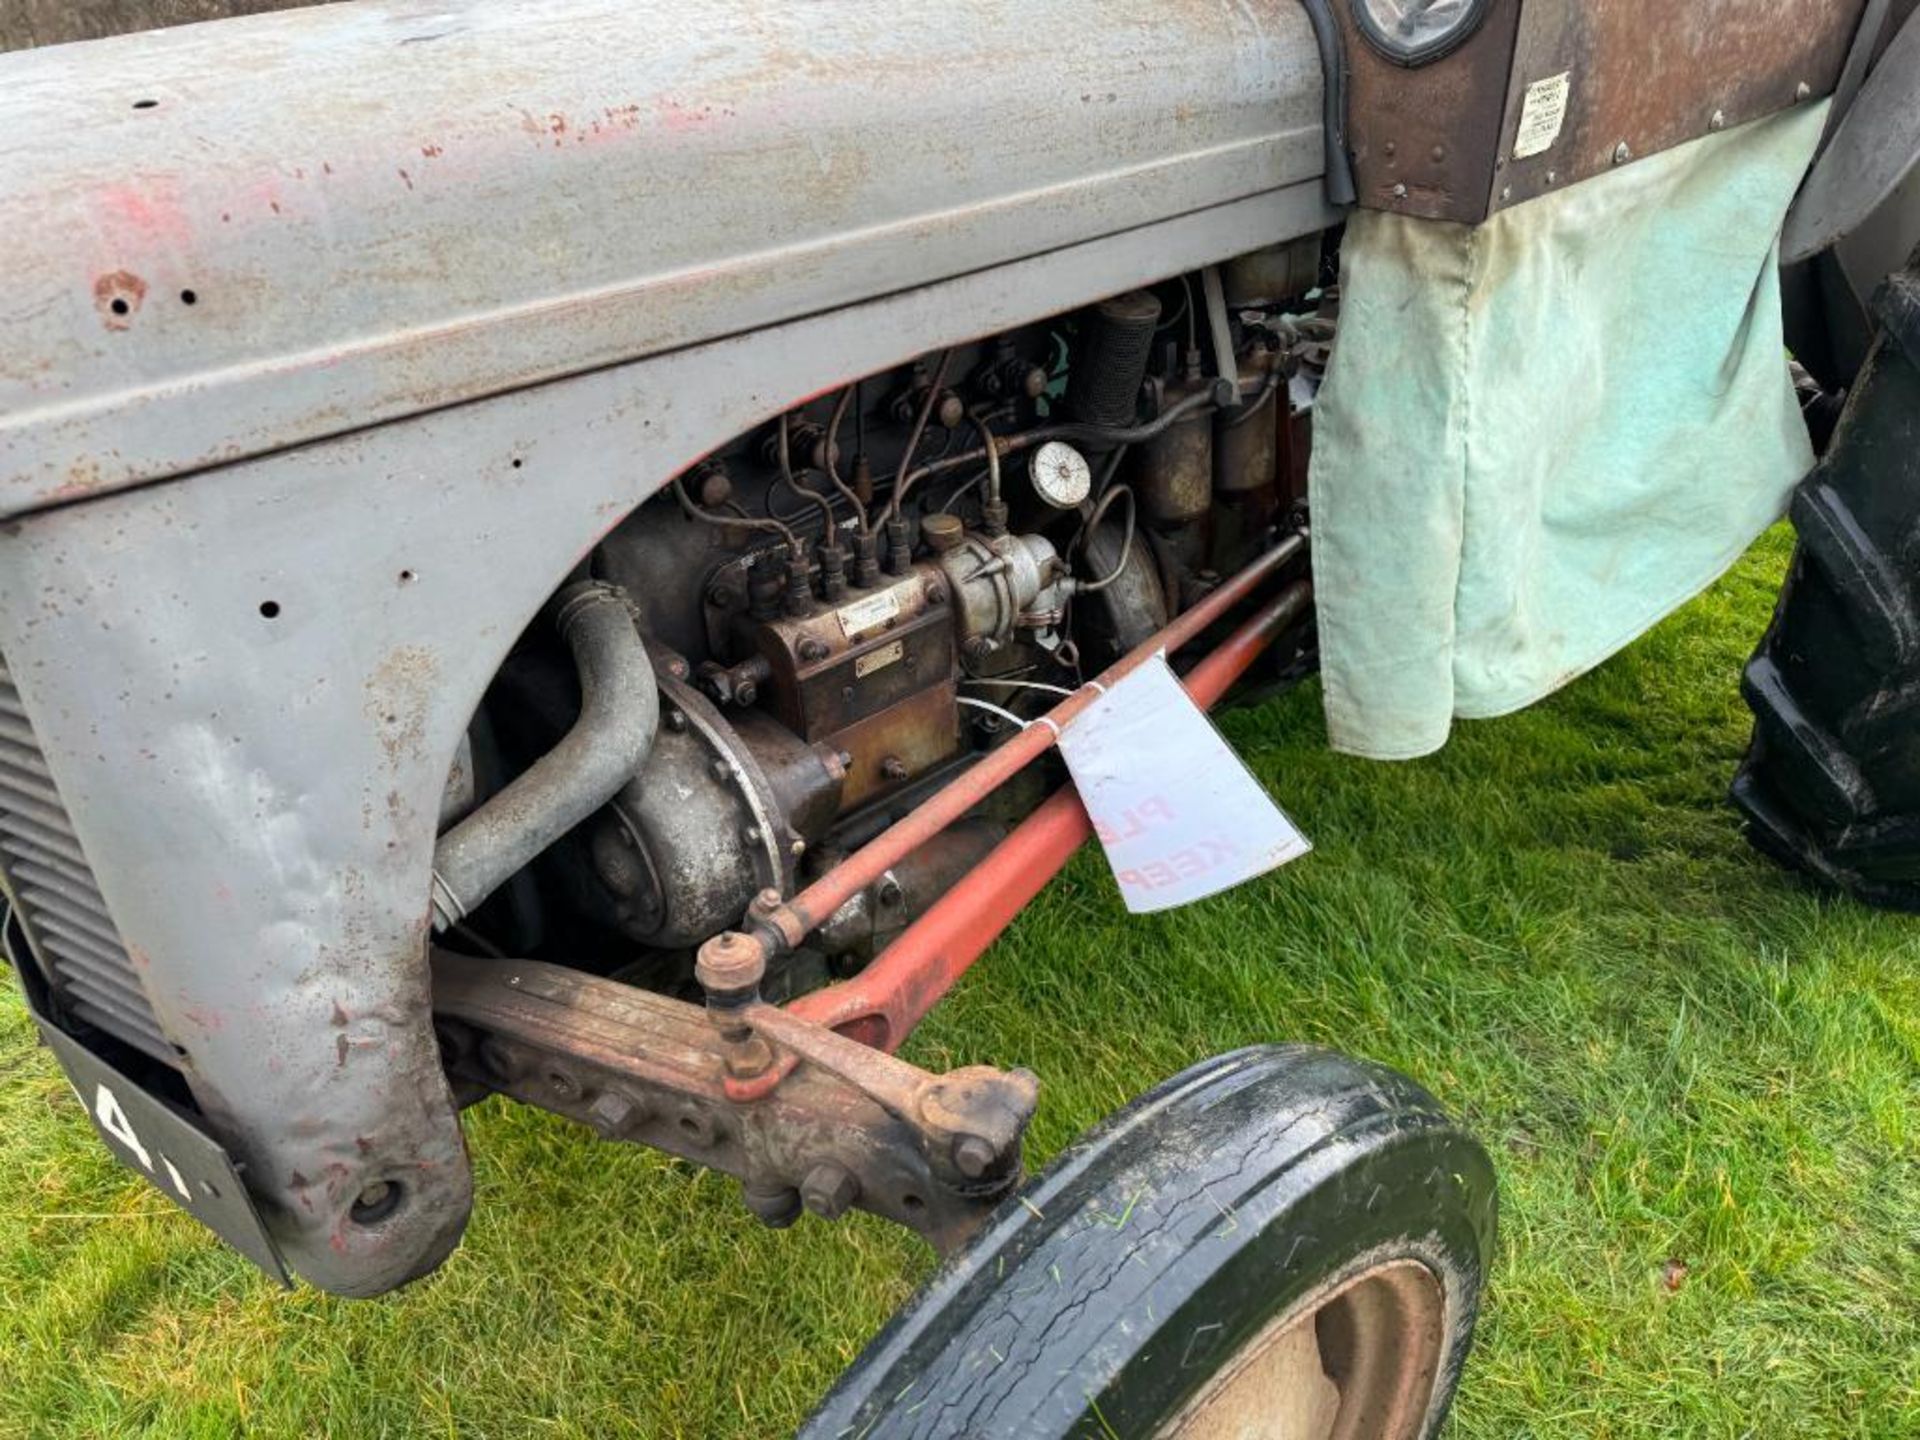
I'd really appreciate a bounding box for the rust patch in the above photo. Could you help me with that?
[364,645,440,769]
[93,271,146,329]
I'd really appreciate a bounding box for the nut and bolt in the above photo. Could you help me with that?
[800,1163,860,1220]
[664,708,688,732]
[1612,141,1632,166]
[881,756,909,782]
[587,1091,642,1137]
[798,637,830,662]
[1795,81,1812,101]
[1709,109,1726,132]
[877,876,905,909]
[707,583,737,609]
[545,1068,582,1102]
[710,759,732,783]
[953,1136,998,1180]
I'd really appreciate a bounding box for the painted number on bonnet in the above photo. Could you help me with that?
[91,1081,193,1202]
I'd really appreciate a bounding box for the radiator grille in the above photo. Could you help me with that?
[0,654,174,1065]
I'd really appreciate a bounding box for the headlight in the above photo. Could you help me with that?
[1351,0,1491,67]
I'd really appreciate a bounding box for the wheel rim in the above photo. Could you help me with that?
[1156,1259,1448,1440]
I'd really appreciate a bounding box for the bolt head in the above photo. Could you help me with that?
[1612,141,1632,165]
[800,1163,860,1220]
[1709,109,1726,131]
[953,1136,998,1180]
[1796,81,1812,101]
[588,1091,639,1137]
[1391,182,1408,199]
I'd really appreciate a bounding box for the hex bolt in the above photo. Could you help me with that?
[881,756,909,782]
[1391,182,1408,199]
[710,759,732,783]
[1612,142,1632,165]
[798,637,830,662]
[741,825,763,846]
[546,1068,583,1102]
[588,1091,640,1137]
[877,876,905,909]
[665,709,688,732]
[790,838,807,859]
[1709,109,1726,131]
[953,1136,998,1180]
[800,1163,860,1220]
[707,583,737,609]
[1796,81,1812,101]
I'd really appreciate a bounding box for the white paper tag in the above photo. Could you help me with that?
[1056,655,1311,914]
[1513,72,1571,159]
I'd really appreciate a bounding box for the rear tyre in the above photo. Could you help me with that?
[1734,252,1920,912]
[805,1046,1496,1440]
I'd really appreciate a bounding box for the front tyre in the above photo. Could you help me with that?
[806,1046,1496,1440]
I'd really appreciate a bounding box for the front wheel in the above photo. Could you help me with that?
[805,1046,1497,1440]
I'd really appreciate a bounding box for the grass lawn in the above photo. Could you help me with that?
[1,525,1915,1438]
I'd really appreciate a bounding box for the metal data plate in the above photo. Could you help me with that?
[16,964,291,1286]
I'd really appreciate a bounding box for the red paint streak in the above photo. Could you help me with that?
[93,182,194,248]
[655,97,736,134]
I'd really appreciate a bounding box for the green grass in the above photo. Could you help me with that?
[1,525,1916,1438]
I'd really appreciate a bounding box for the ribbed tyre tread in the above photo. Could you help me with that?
[1734,259,1920,910]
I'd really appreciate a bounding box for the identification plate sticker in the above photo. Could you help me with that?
[837,589,901,639]
[1056,655,1311,914]
[1513,71,1571,159]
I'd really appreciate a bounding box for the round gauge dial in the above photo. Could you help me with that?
[1030,441,1093,510]
[1351,0,1491,67]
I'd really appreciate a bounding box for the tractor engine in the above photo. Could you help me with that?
[453,264,1325,992]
